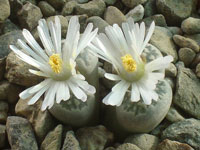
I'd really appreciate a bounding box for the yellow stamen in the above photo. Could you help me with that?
[121,54,137,72]
[49,54,62,74]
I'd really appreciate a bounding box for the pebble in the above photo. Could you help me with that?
[165,63,177,78]
[5,51,43,87]
[174,66,200,119]
[103,0,116,5]
[75,0,106,17]
[78,0,89,4]
[116,143,141,150]
[38,1,56,17]
[126,5,144,22]
[0,0,10,23]
[157,139,194,150]
[17,2,43,31]
[41,124,63,150]
[62,131,81,150]
[6,116,38,150]
[173,35,199,53]
[181,17,200,34]
[0,124,6,149]
[167,27,183,35]
[87,16,109,33]
[15,98,55,143]
[162,118,200,150]
[196,63,200,78]
[156,0,195,25]
[121,0,147,8]
[104,6,126,26]
[125,134,159,150]
[76,125,114,150]
[0,30,24,59]
[0,58,5,81]
[61,1,77,16]
[166,106,185,122]
[0,101,8,123]
[150,26,178,62]
[46,15,68,38]
[0,80,22,104]
[144,0,157,17]
[46,0,66,10]
[141,14,167,27]
[185,34,200,46]
[178,48,196,66]
[1,19,19,34]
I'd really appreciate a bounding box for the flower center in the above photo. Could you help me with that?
[121,54,137,72]
[49,54,62,74]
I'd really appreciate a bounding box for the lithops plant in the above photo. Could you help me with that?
[87,17,173,133]
[9,16,100,127]
[49,50,99,127]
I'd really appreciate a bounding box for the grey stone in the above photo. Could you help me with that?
[181,17,200,35]
[165,63,177,78]
[78,0,89,4]
[157,139,194,150]
[167,27,183,35]
[9,0,23,22]
[41,125,63,150]
[0,58,5,81]
[1,19,19,34]
[104,6,126,26]
[162,118,200,150]
[61,1,77,16]
[166,106,185,123]
[17,2,43,31]
[103,0,116,5]
[46,0,66,10]
[76,125,114,150]
[5,51,43,87]
[174,66,200,119]
[116,143,141,150]
[0,80,22,104]
[6,116,38,150]
[15,98,55,143]
[144,0,157,17]
[185,34,200,46]
[126,5,144,22]
[150,26,178,62]
[17,0,36,4]
[87,16,109,33]
[173,35,199,53]
[62,131,81,150]
[191,53,200,68]
[0,125,6,149]
[121,0,147,8]
[75,0,106,17]
[38,1,56,17]
[156,0,196,25]
[0,101,8,123]
[178,48,196,66]
[0,0,10,23]
[165,77,175,90]
[0,30,24,58]
[196,63,200,78]
[105,147,116,150]
[46,15,68,38]
[141,14,167,27]
[125,134,159,150]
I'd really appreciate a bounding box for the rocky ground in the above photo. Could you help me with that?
[0,0,200,150]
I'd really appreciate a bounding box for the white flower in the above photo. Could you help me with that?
[10,16,98,111]
[87,19,173,106]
